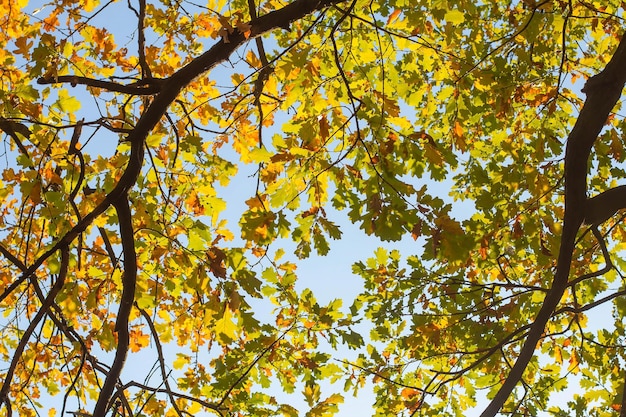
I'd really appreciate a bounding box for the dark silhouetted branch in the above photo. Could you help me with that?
[91,195,136,417]
[0,247,68,408]
[37,75,162,95]
[584,185,626,226]
[481,33,626,417]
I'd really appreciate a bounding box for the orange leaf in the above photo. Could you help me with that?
[29,182,42,204]
[43,12,59,31]
[387,9,401,25]
[401,388,419,399]
[155,145,168,164]
[129,328,150,353]
[319,115,330,140]
[13,36,33,57]
[185,191,205,215]
[245,195,266,210]
[452,121,466,151]
[410,221,422,241]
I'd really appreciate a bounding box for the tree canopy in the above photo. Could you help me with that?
[1,0,626,415]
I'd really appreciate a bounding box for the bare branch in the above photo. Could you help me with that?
[121,381,223,415]
[37,75,162,95]
[218,328,290,408]
[136,0,152,79]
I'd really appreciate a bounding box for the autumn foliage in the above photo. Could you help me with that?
[1,0,626,416]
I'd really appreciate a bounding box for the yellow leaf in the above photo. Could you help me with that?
[444,9,465,25]
[146,133,162,147]
[215,307,238,343]
[55,89,81,113]
[83,0,99,12]
[246,50,262,68]
[173,353,189,370]
[248,147,272,163]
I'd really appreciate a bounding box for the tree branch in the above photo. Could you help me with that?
[136,306,184,417]
[0,0,348,310]
[0,117,31,157]
[92,195,136,417]
[0,247,68,408]
[584,185,626,226]
[136,0,152,79]
[37,75,162,95]
[481,33,626,417]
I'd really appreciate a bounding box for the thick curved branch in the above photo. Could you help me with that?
[28,1,349,414]
[92,195,136,417]
[584,185,626,226]
[0,124,144,303]
[166,0,346,85]
[481,34,626,417]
